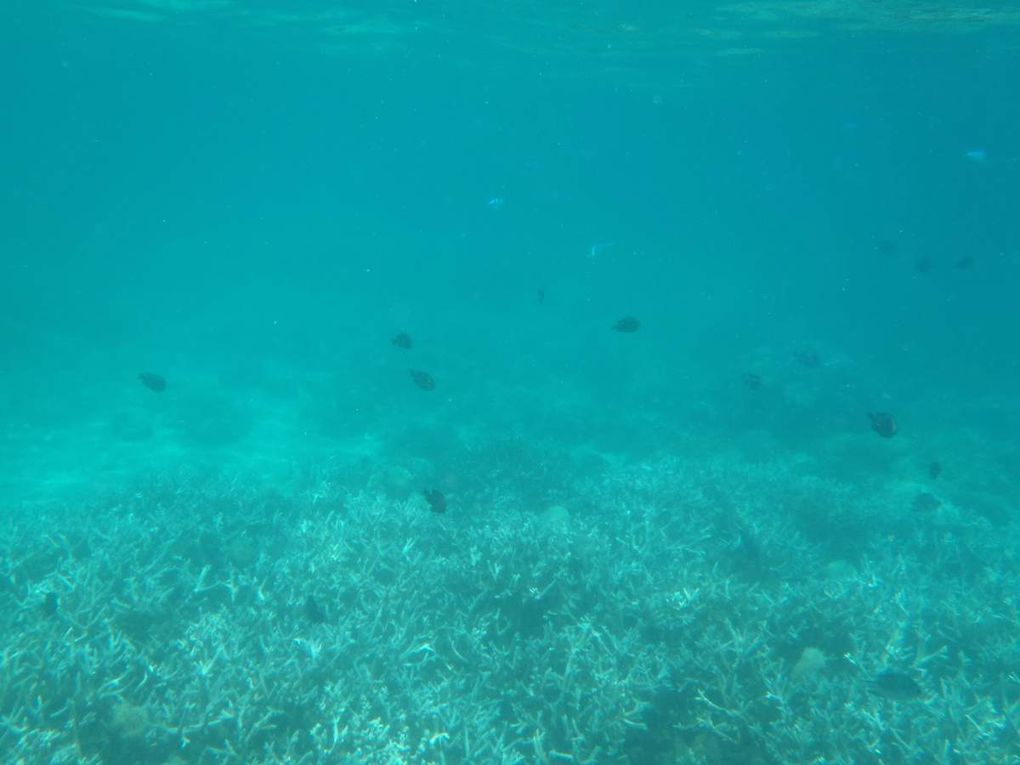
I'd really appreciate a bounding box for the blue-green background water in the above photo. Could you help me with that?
[4,2,1019,504]
[2,3,1020,763]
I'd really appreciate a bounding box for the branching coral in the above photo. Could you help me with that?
[1,453,1017,763]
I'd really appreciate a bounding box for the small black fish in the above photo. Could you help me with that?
[391,332,413,350]
[741,372,763,390]
[303,595,326,624]
[868,670,923,700]
[409,369,435,391]
[912,491,941,513]
[955,255,976,270]
[40,592,59,618]
[613,316,641,333]
[138,372,167,392]
[423,489,446,514]
[928,461,942,479]
[868,411,897,438]
[794,349,820,369]
[732,531,763,568]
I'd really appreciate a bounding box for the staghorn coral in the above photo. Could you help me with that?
[1,452,1018,763]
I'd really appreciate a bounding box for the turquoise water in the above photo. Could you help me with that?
[2,2,1019,763]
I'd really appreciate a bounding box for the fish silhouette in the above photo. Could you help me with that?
[303,596,326,624]
[409,369,436,391]
[40,592,59,618]
[868,412,897,438]
[741,372,763,390]
[423,489,446,514]
[794,349,820,369]
[391,333,413,350]
[912,492,941,513]
[613,317,640,333]
[868,670,923,700]
[138,372,167,392]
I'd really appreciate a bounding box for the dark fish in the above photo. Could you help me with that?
[537,288,545,305]
[794,349,820,369]
[409,369,436,391]
[912,492,941,513]
[928,461,942,479]
[423,489,446,514]
[613,317,641,333]
[868,411,897,438]
[955,255,975,270]
[914,256,933,274]
[303,595,326,624]
[741,372,763,390]
[732,531,763,568]
[40,592,59,618]
[391,332,413,350]
[868,670,923,700]
[138,372,167,392]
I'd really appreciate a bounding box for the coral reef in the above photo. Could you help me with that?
[1,453,1017,763]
